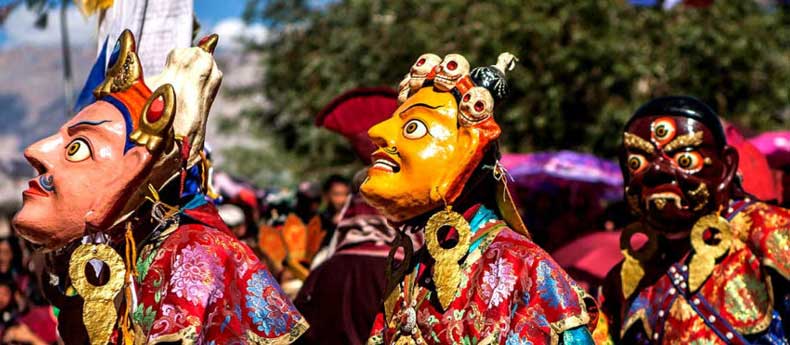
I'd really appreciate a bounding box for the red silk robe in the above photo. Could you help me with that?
[368,205,598,345]
[604,201,790,344]
[131,203,308,343]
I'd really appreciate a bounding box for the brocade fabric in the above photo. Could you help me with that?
[614,201,790,344]
[368,206,596,344]
[132,203,308,344]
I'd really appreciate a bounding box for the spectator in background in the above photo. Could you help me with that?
[295,181,322,224]
[0,278,55,345]
[0,279,17,332]
[0,219,58,344]
[294,170,420,345]
[218,203,248,239]
[0,237,28,295]
[319,174,351,244]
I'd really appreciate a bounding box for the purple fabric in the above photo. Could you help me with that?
[501,151,623,201]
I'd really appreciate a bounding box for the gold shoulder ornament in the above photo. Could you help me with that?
[425,205,471,310]
[688,213,732,292]
[69,242,126,345]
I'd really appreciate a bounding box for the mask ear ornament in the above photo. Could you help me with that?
[68,240,126,345]
[620,223,658,298]
[129,84,177,152]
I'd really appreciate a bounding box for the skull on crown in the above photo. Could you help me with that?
[434,54,470,92]
[408,53,442,91]
[458,86,494,126]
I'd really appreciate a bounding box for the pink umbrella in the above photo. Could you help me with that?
[551,231,622,276]
[749,131,790,169]
[726,125,778,201]
[551,231,623,292]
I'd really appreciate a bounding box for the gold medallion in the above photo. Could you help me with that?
[425,207,470,309]
[688,214,732,292]
[69,243,126,345]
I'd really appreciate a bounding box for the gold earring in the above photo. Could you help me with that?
[425,203,471,310]
[620,223,658,299]
[69,242,126,345]
[688,214,732,292]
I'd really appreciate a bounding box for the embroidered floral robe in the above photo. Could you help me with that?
[368,205,597,345]
[131,202,308,344]
[604,201,790,344]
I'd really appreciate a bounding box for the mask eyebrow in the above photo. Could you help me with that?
[624,132,655,154]
[67,120,112,136]
[663,131,704,152]
[398,103,444,118]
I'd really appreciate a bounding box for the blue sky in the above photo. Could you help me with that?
[195,0,247,30]
[0,0,249,47]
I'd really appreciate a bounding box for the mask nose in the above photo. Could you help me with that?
[642,156,678,187]
[367,118,397,149]
[23,135,59,176]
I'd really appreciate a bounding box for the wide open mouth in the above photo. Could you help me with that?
[643,184,688,211]
[646,192,684,210]
[23,177,50,197]
[370,151,401,173]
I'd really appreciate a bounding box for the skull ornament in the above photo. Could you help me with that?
[434,54,470,92]
[458,86,494,126]
[398,74,411,104]
[408,53,442,91]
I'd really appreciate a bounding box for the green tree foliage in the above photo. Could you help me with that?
[232,0,788,186]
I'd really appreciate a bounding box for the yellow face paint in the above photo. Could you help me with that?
[361,87,486,221]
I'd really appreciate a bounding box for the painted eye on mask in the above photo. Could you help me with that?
[65,139,92,162]
[402,119,428,139]
[673,151,703,173]
[627,154,648,175]
[651,117,676,147]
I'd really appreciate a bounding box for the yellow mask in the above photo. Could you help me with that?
[360,53,514,222]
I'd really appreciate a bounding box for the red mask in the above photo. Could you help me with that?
[622,115,739,235]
